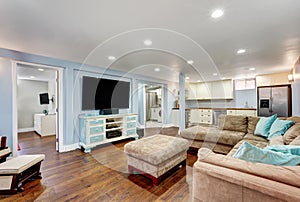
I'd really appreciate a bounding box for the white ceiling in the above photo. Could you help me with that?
[0,0,300,82]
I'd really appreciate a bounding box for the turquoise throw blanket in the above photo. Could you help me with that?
[265,145,300,156]
[233,142,300,166]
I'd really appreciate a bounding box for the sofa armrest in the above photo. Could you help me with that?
[0,136,7,149]
[193,160,300,202]
[193,148,300,201]
[0,136,10,163]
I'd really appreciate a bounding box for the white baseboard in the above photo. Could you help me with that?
[60,143,79,152]
[18,128,34,133]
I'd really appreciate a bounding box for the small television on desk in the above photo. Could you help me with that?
[81,76,130,114]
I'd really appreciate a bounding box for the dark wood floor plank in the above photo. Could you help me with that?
[0,128,197,201]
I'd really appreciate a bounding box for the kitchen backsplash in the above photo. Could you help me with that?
[186,89,256,109]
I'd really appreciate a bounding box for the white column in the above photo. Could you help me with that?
[179,73,186,132]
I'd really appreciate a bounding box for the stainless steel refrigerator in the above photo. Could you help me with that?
[146,92,157,121]
[257,85,291,117]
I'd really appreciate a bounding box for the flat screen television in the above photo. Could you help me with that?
[81,76,130,111]
[39,93,49,105]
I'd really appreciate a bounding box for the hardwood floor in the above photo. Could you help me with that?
[0,130,197,202]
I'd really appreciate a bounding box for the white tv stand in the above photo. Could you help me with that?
[79,113,138,153]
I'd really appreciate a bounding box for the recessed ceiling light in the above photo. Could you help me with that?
[213,73,218,76]
[187,60,194,65]
[30,76,35,79]
[237,49,246,54]
[144,39,152,46]
[38,68,44,71]
[185,76,190,80]
[211,9,224,18]
[154,67,160,72]
[249,68,255,71]
[197,80,201,82]
[108,56,116,60]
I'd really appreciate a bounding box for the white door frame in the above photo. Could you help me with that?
[141,82,164,128]
[12,61,64,156]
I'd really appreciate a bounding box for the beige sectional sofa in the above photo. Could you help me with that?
[181,115,300,154]
[193,148,300,202]
[180,115,300,201]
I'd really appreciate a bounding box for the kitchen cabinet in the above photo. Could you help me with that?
[187,79,233,100]
[189,109,213,124]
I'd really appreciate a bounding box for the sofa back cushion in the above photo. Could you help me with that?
[218,115,248,133]
[247,116,260,134]
[283,124,300,145]
[290,135,300,146]
[287,116,300,125]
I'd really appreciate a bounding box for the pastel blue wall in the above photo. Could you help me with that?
[0,48,175,149]
[0,59,13,149]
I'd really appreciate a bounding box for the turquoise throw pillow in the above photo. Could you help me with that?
[265,145,300,156]
[233,141,300,166]
[268,118,294,140]
[254,114,277,138]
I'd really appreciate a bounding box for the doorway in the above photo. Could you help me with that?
[145,85,162,128]
[137,82,164,128]
[12,62,64,155]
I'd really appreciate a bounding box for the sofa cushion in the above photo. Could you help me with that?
[232,141,300,166]
[181,126,244,146]
[254,114,277,138]
[268,118,294,140]
[181,125,217,140]
[283,124,300,145]
[247,116,261,134]
[0,155,45,174]
[269,136,284,146]
[218,114,248,133]
[287,116,300,125]
[290,136,300,146]
[243,133,268,143]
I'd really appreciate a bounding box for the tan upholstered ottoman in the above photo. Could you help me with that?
[124,134,190,185]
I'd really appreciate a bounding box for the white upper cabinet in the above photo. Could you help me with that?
[186,79,233,100]
[187,83,198,99]
[197,82,211,99]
